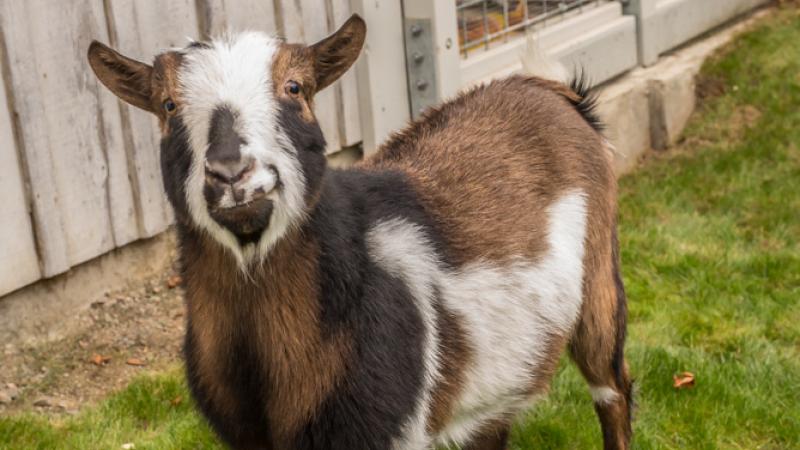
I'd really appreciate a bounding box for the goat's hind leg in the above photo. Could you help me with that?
[570,232,633,450]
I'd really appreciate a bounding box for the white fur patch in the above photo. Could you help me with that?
[366,191,589,448]
[178,32,307,266]
[590,386,620,405]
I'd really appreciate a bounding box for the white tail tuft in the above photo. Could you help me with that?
[519,34,570,84]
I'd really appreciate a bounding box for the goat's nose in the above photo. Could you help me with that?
[205,157,255,184]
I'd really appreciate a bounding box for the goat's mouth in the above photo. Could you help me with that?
[208,197,274,245]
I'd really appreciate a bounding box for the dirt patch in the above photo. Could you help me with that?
[696,73,727,102]
[0,268,186,416]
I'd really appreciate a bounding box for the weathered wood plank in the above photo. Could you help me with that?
[298,0,341,153]
[329,0,361,147]
[0,66,41,295]
[0,0,139,275]
[280,0,340,153]
[349,0,410,154]
[280,0,306,42]
[199,0,278,37]
[105,0,200,237]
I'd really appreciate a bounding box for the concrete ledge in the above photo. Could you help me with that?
[598,8,770,175]
[0,232,175,346]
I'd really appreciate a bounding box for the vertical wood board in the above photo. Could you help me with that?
[200,0,278,37]
[329,0,362,147]
[105,0,201,237]
[0,62,41,295]
[0,0,136,274]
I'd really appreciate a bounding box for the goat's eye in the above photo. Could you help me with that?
[163,99,177,113]
[285,80,301,95]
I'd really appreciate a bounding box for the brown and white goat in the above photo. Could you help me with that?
[87,14,632,450]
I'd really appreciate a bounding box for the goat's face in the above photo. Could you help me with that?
[88,16,365,264]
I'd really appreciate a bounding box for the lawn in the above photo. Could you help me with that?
[2,7,799,450]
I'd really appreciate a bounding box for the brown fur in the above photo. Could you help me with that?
[426,302,473,434]
[270,15,366,122]
[87,42,184,132]
[524,332,571,398]
[182,229,351,443]
[570,143,633,450]
[150,52,185,132]
[271,44,318,121]
[363,75,605,266]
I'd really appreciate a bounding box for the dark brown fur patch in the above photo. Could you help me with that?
[182,229,351,443]
[151,52,185,132]
[426,301,473,434]
[272,44,318,122]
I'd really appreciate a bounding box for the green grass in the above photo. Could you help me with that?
[0,369,219,449]
[3,8,800,450]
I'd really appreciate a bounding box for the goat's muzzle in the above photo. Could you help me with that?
[208,197,273,244]
[204,158,277,243]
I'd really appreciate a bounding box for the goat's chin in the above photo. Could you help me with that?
[208,198,274,245]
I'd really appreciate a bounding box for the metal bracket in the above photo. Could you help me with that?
[404,18,439,119]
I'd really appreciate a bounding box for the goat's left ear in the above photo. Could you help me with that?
[308,14,366,92]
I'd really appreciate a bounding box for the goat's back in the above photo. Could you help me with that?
[363,75,614,265]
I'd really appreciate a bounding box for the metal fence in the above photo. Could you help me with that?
[456,0,614,56]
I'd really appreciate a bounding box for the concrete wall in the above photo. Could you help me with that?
[628,0,771,65]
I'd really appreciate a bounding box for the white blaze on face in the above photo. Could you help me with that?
[178,32,308,265]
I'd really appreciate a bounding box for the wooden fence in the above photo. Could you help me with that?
[0,0,363,296]
[0,0,770,297]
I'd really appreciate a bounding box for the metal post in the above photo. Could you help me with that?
[402,0,461,119]
[623,0,660,66]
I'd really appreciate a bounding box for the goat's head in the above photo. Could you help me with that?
[87,15,366,264]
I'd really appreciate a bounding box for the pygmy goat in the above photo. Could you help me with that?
[88,14,632,450]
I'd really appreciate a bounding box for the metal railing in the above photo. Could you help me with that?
[456,0,615,57]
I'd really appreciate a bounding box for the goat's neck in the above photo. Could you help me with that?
[178,212,354,442]
[178,222,320,315]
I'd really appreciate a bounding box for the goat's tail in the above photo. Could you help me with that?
[519,35,606,134]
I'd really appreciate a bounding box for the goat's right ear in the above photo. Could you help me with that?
[87,41,155,113]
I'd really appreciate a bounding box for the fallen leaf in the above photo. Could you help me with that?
[90,354,111,366]
[33,397,52,407]
[171,395,183,406]
[126,358,146,367]
[673,371,695,389]
[166,275,183,289]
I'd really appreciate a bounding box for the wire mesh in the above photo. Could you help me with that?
[456,0,614,57]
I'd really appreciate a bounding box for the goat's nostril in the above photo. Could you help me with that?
[205,158,255,184]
